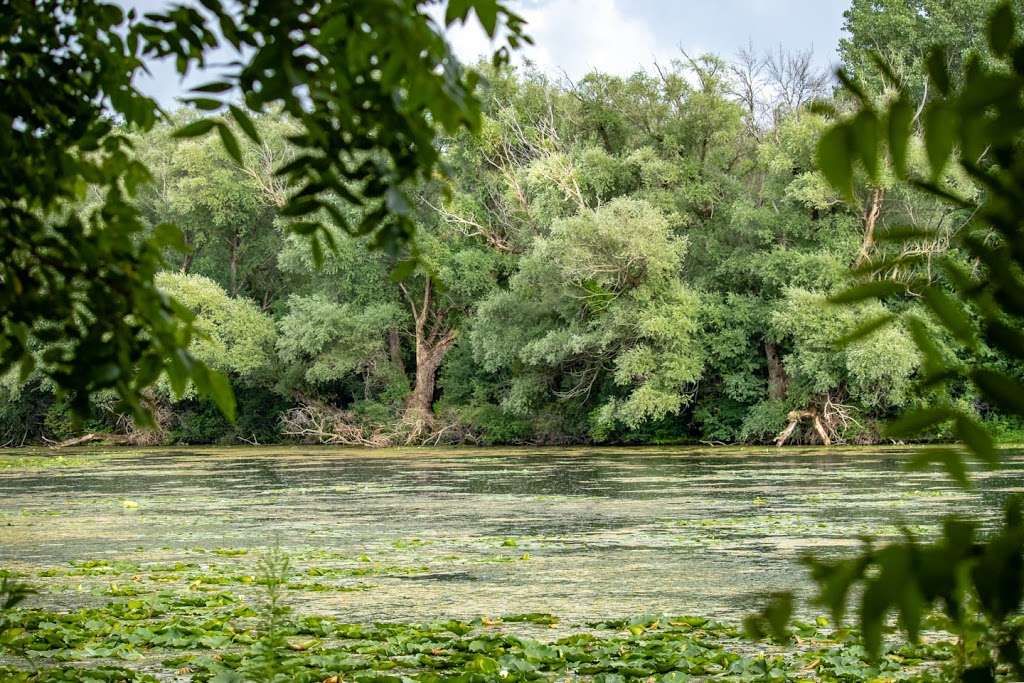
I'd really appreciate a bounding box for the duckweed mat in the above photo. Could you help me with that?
[1,445,1020,680]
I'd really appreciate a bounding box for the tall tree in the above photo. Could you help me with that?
[472,198,703,439]
[276,210,504,439]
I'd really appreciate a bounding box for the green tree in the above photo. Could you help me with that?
[133,115,298,306]
[839,0,1023,97]
[155,271,282,444]
[155,272,277,388]
[276,210,505,439]
[472,198,703,439]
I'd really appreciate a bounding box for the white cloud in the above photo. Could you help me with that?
[444,0,679,79]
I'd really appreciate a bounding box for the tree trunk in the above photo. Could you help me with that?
[398,278,457,435]
[811,413,832,446]
[856,187,885,266]
[775,417,799,447]
[389,329,404,375]
[765,341,788,401]
[406,345,444,423]
[179,230,199,273]
[229,248,239,296]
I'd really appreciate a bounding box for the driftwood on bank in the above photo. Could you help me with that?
[280,403,396,447]
[47,433,130,449]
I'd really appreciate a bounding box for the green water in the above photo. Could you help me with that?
[0,445,1018,623]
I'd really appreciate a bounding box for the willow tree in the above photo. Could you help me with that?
[472,198,703,439]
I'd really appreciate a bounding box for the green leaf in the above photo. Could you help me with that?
[927,48,951,95]
[905,316,946,370]
[924,104,957,179]
[172,119,217,139]
[153,222,188,252]
[988,2,1016,57]
[18,354,35,384]
[165,352,190,398]
[852,110,881,180]
[897,582,923,642]
[886,406,955,438]
[973,369,1024,417]
[817,124,854,199]
[808,100,838,117]
[445,0,472,24]
[190,81,233,94]
[860,577,887,659]
[472,0,499,35]
[744,592,793,644]
[216,123,242,163]
[875,224,937,243]
[955,414,999,466]
[310,237,324,268]
[229,105,261,145]
[985,318,1024,360]
[281,198,322,217]
[134,353,163,391]
[834,313,895,347]
[185,97,223,111]
[390,257,418,282]
[922,287,975,347]
[288,221,320,236]
[961,666,996,683]
[207,368,236,422]
[828,280,905,304]
[908,447,969,488]
[764,592,793,642]
[888,97,914,178]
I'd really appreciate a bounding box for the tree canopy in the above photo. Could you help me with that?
[2,0,1021,452]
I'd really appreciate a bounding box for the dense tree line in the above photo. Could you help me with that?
[2,0,1021,447]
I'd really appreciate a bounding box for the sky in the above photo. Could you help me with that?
[123,0,851,107]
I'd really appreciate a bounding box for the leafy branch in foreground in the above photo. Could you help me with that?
[145,0,530,261]
[0,572,35,660]
[0,574,33,619]
[804,498,1024,679]
[818,0,1024,468]
[748,2,1024,679]
[1,0,527,421]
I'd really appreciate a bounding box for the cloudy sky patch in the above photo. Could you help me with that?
[123,0,850,105]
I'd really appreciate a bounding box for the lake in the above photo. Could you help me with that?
[1,445,1017,624]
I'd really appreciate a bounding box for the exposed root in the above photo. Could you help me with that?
[398,408,433,446]
[280,402,478,448]
[821,394,862,440]
[774,393,864,447]
[775,410,830,447]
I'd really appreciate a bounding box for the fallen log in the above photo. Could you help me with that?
[52,433,129,448]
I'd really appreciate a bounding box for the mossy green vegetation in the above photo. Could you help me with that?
[0,553,964,682]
